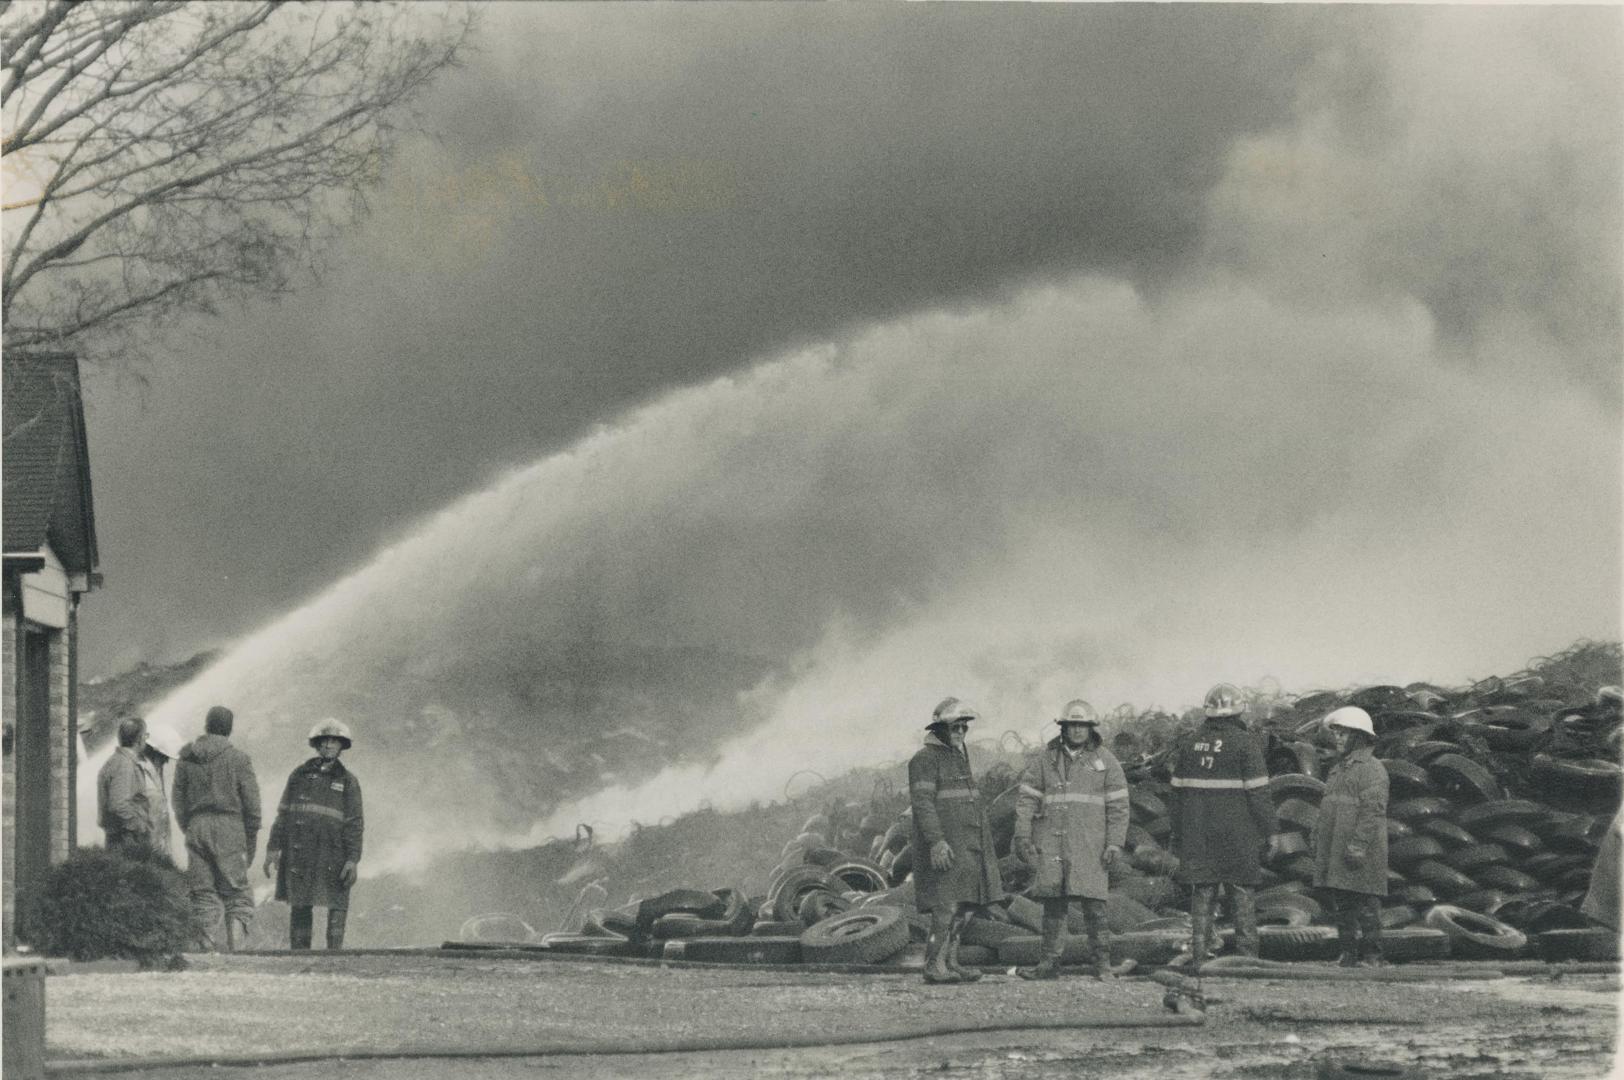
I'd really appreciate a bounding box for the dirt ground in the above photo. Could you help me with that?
[42,952,1621,1079]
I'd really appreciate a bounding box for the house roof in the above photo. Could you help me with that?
[3,352,99,575]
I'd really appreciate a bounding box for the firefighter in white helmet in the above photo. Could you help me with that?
[1310,706,1389,966]
[909,697,1004,984]
[264,719,364,950]
[1012,699,1131,980]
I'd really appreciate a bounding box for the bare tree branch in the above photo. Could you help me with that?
[1,0,475,373]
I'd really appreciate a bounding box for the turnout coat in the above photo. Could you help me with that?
[268,757,364,909]
[907,735,1002,913]
[1013,737,1129,901]
[1311,745,1389,896]
[1168,715,1275,885]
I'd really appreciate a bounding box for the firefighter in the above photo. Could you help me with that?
[1311,706,1389,966]
[264,719,364,950]
[1012,699,1130,980]
[908,697,1003,984]
[1168,683,1276,967]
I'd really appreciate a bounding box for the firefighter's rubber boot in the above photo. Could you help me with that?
[1232,886,1259,959]
[1085,916,1116,981]
[289,905,315,951]
[326,908,348,950]
[1189,888,1213,970]
[945,935,981,982]
[922,933,961,984]
[224,915,252,954]
[1018,910,1066,980]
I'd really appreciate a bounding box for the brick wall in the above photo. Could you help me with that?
[49,624,70,862]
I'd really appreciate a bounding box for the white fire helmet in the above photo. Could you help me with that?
[1055,699,1100,726]
[929,698,979,728]
[1203,683,1244,719]
[307,718,353,750]
[144,724,183,759]
[1324,706,1375,738]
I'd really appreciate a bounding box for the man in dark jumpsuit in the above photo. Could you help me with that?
[264,719,364,950]
[173,705,261,951]
[908,697,1003,984]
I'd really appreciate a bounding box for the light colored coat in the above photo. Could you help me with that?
[1013,736,1129,901]
[1311,745,1389,896]
[97,746,151,848]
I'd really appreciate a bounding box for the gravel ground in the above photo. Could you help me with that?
[42,953,1620,1078]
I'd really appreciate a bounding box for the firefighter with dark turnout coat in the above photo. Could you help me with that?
[264,719,364,950]
[908,697,1003,984]
[1012,699,1131,980]
[1168,684,1276,966]
[1311,706,1390,966]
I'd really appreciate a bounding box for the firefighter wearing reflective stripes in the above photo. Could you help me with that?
[1168,684,1276,963]
[266,720,364,949]
[1012,699,1130,980]
[909,698,1003,984]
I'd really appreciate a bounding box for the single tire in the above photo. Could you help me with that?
[1107,930,1189,966]
[1455,799,1547,830]
[1278,854,1317,883]
[800,846,846,868]
[1402,741,1462,766]
[1442,844,1511,873]
[1256,905,1311,928]
[1397,884,1438,907]
[1389,797,1454,823]
[1256,890,1323,919]
[1381,760,1434,799]
[1424,904,1527,958]
[673,936,803,964]
[1481,824,1542,856]
[1259,926,1340,962]
[826,858,889,894]
[1413,860,1477,897]
[1520,852,1584,877]
[800,906,910,965]
[1380,926,1451,962]
[1380,905,1418,929]
[1130,789,1168,824]
[1537,928,1622,962]
[1269,831,1309,860]
[1419,819,1477,848]
[1426,753,1503,804]
[652,913,708,939]
[1474,866,1541,893]
[1453,890,1511,916]
[1268,774,1327,803]
[1277,798,1320,834]
[956,944,997,967]
[796,888,852,928]
[770,867,838,924]
[959,915,1028,947]
[1385,818,1415,841]
[750,919,802,937]
[1496,901,1590,934]
[1388,835,1446,868]
[636,889,726,937]
[1003,893,1046,933]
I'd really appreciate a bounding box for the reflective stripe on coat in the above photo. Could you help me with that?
[1311,746,1389,896]
[1168,716,1275,885]
[1013,737,1128,901]
[907,736,1003,913]
[268,757,364,910]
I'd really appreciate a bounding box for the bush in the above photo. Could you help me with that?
[20,846,191,968]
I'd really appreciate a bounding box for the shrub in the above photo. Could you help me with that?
[20,846,191,968]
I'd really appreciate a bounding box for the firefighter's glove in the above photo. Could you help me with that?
[340,861,359,888]
[1341,845,1366,869]
[1014,838,1038,866]
[929,840,955,871]
[262,851,279,880]
[1102,844,1121,867]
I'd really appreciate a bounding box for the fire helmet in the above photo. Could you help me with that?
[929,697,979,728]
[307,718,353,750]
[1203,683,1245,719]
[1324,706,1375,738]
[1055,699,1100,726]
[144,724,183,759]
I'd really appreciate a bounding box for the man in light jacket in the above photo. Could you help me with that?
[1012,699,1131,980]
[97,716,151,852]
[173,705,261,952]
[1311,706,1389,967]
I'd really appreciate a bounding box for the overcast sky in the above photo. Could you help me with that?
[73,4,1621,857]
